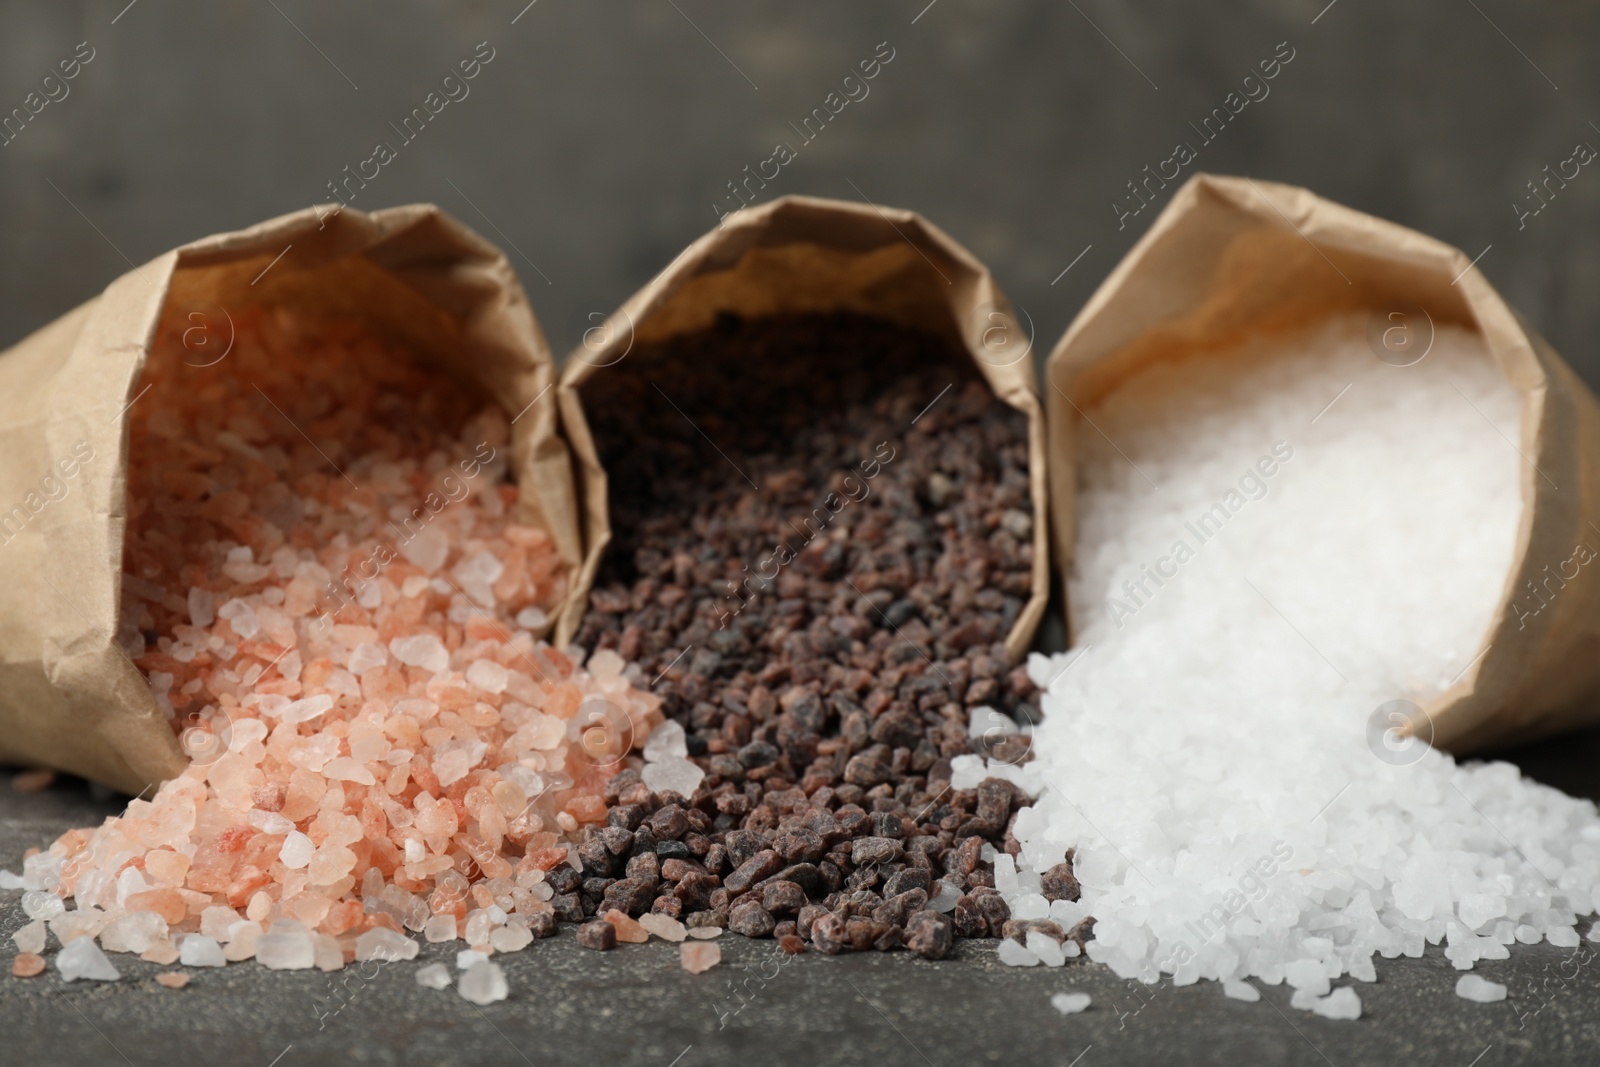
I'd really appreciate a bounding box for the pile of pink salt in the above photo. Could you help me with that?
[17,306,660,974]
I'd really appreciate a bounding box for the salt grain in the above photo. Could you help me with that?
[415,962,452,989]
[180,935,226,968]
[11,919,45,954]
[680,941,722,974]
[458,960,508,1005]
[638,913,687,942]
[57,937,120,982]
[1049,992,1091,1015]
[1455,974,1507,1003]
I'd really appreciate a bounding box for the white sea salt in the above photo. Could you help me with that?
[642,756,704,796]
[1312,987,1362,1020]
[986,316,1600,1009]
[416,962,453,990]
[390,634,450,673]
[179,934,226,967]
[1222,979,1260,1002]
[1455,974,1507,1003]
[457,949,489,971]
[1050,992,1091,1015]
[11,919,46,954]
[258,920,316,970]
[458,959,509,1005]
[354,927,418,962]
[57,936,120,982]
[998,939,1039,967]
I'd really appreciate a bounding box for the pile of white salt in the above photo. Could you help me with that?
[962,314,1600,1017]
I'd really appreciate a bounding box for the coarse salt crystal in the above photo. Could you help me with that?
[1455,975,1507,1003]
[390,634,450,674]
[680,941,721,974]
[458,959,509,1005]
[1050,992,1091,1015]
[57,937,120,982]
[180,935,226,968]
[416,962,452,989]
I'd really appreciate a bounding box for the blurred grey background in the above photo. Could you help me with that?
[0,0,1596,383]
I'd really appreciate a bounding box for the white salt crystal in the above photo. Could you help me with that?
[323,757,376,785]
[1026,931,1066,967]
[187,587,215,628]
[200,907,241,942]
[515,607,548,630]
[424,915,458,943]
[1458,893,1507,931]
[490,923,533,953]
[929,881,961,913]
[642,720,688,763]
[400,527,450,574]
[1223,979,1260,1002]
[100,911,167,954]
[642,756,704,796]
[416,962,453,989]
[1548,926,1580,948]
[998,939,1039,967]
[354,928,418,962]
[638,913,687,942]
[280,831,314,869]
[1455,974,1507,1003]
[347,642,389,675]
[280,694,334,725]
[457,949,489,971]
[466,659,509,694]
[180,934,226,967]
[458,959,509,1005]
[216,597,260,638]
[57,937,120,982]
[0,869,22,890]
[1284,959,1330,996]
[21,890,65,921]
[1312,987,1362,1021]
[390,634,450,673]
[258,921,316,970]
[1050,992,1091,1015]
[11,919,46,954]
[968,705,1019,738]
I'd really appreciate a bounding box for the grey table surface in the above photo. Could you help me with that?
[7,724,1600,1067]
[6,1,1600,1064]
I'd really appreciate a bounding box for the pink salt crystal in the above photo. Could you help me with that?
[155,972,189,989]
[465,659,509,694]
[223,922,261,962]
[686,927,722,940]
[142,940,180,965]
[246,892,273,923]
[13,952,46,978]
[604,910,649,944]
[680,942,722,974]
[637,913,687,943]
[143,849,190,886]
[11,920,45,954]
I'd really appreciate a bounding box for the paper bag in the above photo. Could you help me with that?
[555,194,1051,662]
[0,203,578,795]
[1045,173,1600,752]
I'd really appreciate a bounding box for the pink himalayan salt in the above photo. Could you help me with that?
[680,942,722,974]
[155,972,190,989]
[12,953,45,977]
[35,309,661,968]
[604,910,649,944]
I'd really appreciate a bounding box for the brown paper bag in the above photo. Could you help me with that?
[556,194,1051,661]
[1045,172,1600,752]
[0,203,579,795]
